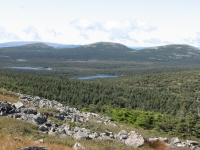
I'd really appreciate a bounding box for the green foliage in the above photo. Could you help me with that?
[156,114,200,139]
[0,69,200,116]
[111,108,164,130]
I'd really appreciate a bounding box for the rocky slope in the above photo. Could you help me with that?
[0,94,200,150]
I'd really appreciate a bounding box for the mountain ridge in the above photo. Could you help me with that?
[1,41,199,50]
[0,41,200,65]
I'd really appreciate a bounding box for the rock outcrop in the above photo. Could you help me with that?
[170,137,200,150]
[19,94,111,125]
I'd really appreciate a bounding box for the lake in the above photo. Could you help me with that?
[7,67,52,70]
[77,75,118,80]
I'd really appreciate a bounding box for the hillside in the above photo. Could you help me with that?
[1,89,199,150]
[0,89,171,150]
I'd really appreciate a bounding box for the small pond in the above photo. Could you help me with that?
[77,75,118,80]
[7,66,52,70]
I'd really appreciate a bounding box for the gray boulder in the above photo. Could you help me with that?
[124,131,146,147]
[65,130,75,136]
[176,142,187,148]
[73,130,91,140]
[148,137,159,141]
[20,108,37,114]
[48,127,56,136]
[89,132,100,139]
[170,137,181,145]
[186,140,199,146]
[116,130,128,141]
[158,137,168,143]
[39,124,49,132]
[193,146,200,150]
[148,137,168,143]
[0,101,16,114]
[20,113,46,125]
[33,114,47,125]
[14,101,24,109]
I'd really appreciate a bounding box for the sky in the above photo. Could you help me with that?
[0,0,200,47]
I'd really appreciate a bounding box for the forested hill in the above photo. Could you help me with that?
[59,42,133,60]
[139,44,200,63]
[18,43,55,49]
[0,42,200,65]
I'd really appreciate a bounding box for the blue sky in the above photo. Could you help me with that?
[0,0,200,46]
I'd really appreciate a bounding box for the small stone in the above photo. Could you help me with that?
[38,139,44,143]
[73,142,86,150]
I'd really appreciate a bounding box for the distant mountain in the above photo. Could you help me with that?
[0,41,81,49]
[0,41,38,47]
[18,43,54,49]
[58,42,134,60]
[141,44,199,59]
[132,44,200,65]
[0,42,200,66]
[44,42,81,49]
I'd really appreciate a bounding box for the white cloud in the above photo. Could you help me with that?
[45,28,61,37]
[70,19,157,43]
[0,26,20,42]
[23,26,41,41]
[181,32,200,47]
[143,38,162,44]
[19,6,25,10]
